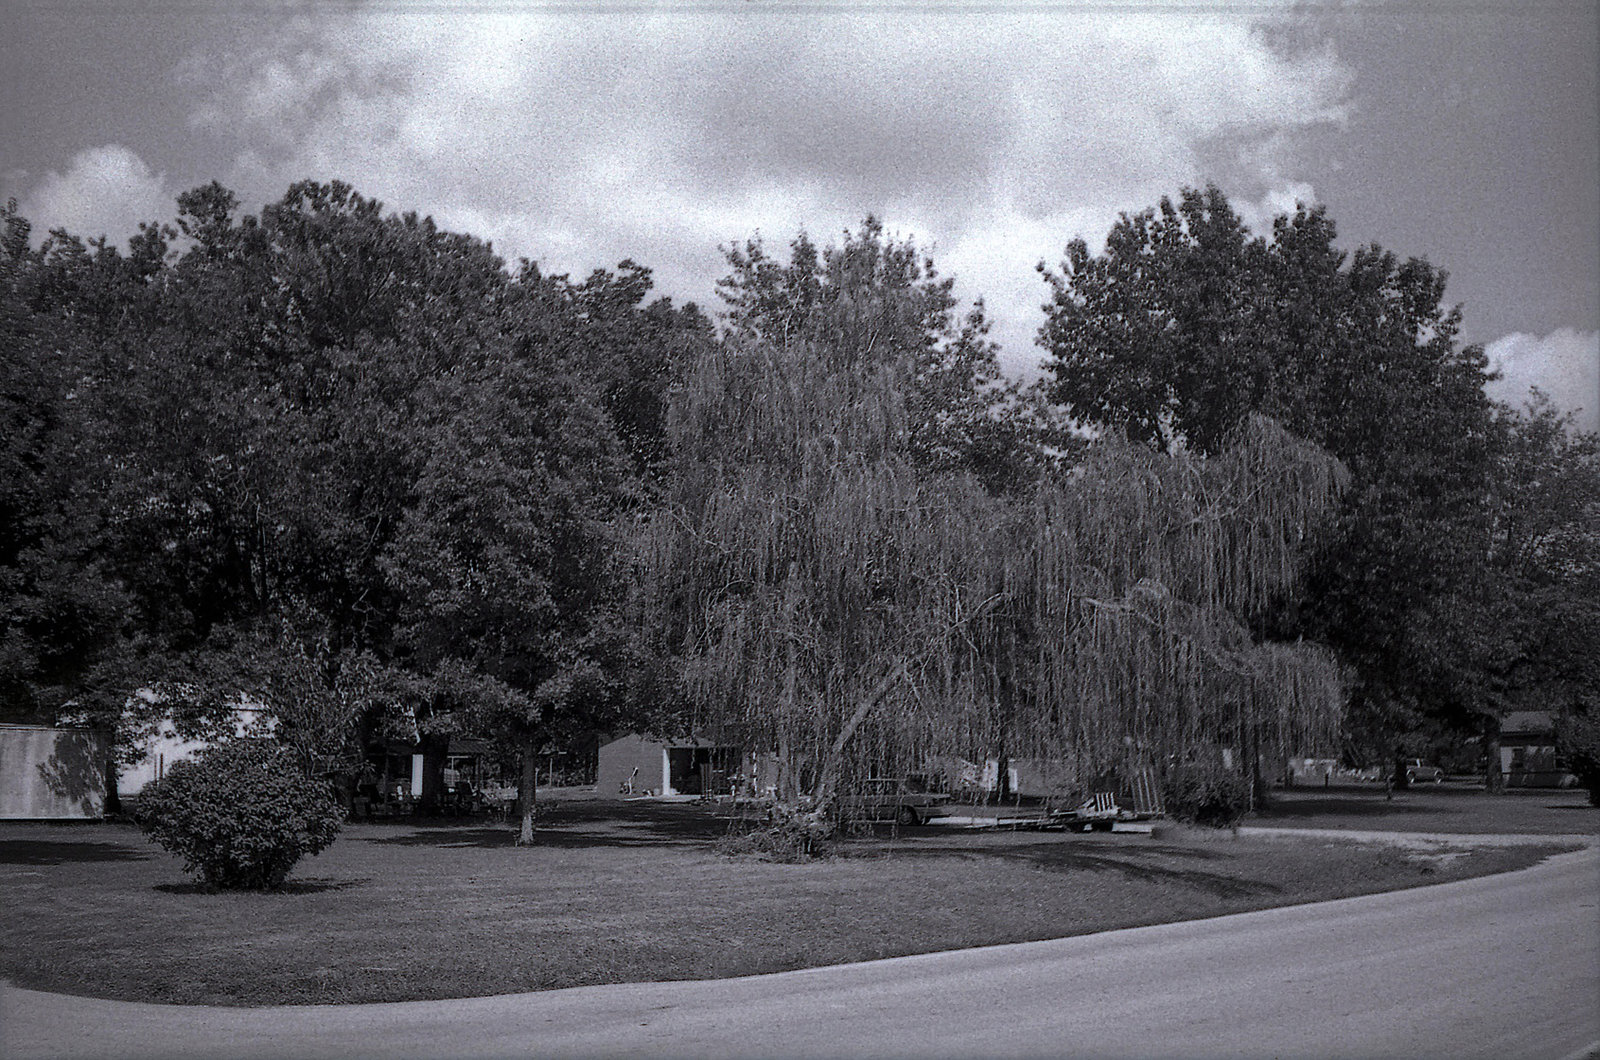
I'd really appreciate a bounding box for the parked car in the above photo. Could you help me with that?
[836,776,945,825]
[1405,759,1444,784]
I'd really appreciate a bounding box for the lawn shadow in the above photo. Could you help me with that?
[1251,795,1443,821]
[154,877,368,895]
[0,839,150,865]
[867,836,1282,900]
[359,800,733,850]
[363,827,519,849]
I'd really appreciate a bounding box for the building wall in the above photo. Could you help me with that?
[118,707,273,797]
[598,735,666,795]
[1500,739,1576,788]
[0,725,108,819]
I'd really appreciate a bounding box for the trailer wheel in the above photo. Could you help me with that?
[1091,820,1114,833]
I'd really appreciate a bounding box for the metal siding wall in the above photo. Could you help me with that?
[0,727,107,819]
[597,736,664,795]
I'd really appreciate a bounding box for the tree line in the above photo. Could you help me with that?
[2,181,1595,839]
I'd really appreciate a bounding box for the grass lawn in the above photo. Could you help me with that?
[1251,782,1600,835]
[1,791,1590,1007]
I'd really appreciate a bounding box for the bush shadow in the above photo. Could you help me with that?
[154,877,369,895]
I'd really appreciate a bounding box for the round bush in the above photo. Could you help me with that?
[138,739,344,890]
[1162,762,1252,828]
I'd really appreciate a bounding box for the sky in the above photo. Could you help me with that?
[3,0,1596,431]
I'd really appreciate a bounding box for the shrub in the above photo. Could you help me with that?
[1555,711,1600,807]
[1162,762,1252,828]
[138,738,344,890]
[714,804,834,862]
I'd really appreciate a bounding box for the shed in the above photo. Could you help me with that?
[0,724,109,819]
[597,734,743,797]
[1500,711,1577,788]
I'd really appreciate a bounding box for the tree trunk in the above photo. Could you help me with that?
[1249,729,1270,810]
[517,737,539,846]
[1392,748,1410,792]
[810,662,908,809]
[1484,726,1505,795]
[419,732,449,813]
[102,756,122,817]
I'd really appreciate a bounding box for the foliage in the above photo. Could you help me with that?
[1555,712,1600,807]
[1039,186,1502,749]
[1162,760,1253,828]
[1404,394,1600,769]
[720,217,1073,494]
[0,184,690,835]
[714,805,835,862]
[137,739,344,889]
[646,220,1346,817]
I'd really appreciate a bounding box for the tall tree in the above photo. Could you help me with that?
[721,218,1072,495]
[1039,187,1499,763]
[1407,394,1600,786]
[641,221,1346,820]
[1,184,683,831]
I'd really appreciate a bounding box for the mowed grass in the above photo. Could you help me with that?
[0,791,1588,1007]
[1251,782,1600,836]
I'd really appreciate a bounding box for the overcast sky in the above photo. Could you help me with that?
[3,0,1595,430]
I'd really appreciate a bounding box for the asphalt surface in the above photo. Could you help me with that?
[3,839,1597,1060]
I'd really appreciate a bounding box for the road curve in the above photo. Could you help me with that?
[4,843,1597,1060]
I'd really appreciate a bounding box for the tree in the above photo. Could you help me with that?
[0,184,682,835]
[641,221,1347,831]
[721,218,1072,495]
[381,351,636,843]
[0,201,152,749]
[1407,394,1600,788]
[1039,187,1500,768]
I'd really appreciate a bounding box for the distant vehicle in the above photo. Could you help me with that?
[1405,759,1444,784]
[836,776,946,825]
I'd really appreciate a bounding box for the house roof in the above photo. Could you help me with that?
[1502,710,1555,736]
[601,733,740,751]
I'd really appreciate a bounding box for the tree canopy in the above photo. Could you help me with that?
[0,184,696,835]
[642,220,1346,812]
[1038,186,1591,769]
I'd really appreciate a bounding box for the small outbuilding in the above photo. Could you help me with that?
[0,724,109,819]
[597,734,744,797]
[1500,711,1577,788]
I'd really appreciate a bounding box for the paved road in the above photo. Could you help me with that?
[4,842,1597,1060]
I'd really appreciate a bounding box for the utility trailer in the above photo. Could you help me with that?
[1028,769,1167,832]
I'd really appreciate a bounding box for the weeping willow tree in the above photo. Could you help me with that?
[641,221,1348,816]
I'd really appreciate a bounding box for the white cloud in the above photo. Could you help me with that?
[1485,329,1600,434]
[169,4,1351,371]
[18,145,173,246]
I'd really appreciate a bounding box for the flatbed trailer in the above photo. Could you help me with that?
[1023,790,1164,832]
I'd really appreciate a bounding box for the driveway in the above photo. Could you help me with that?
[4,840,1596,1059]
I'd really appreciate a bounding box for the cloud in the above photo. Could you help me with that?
[170,4,1351,371]
[1485,329,1600,434]
[17,145,174,245]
